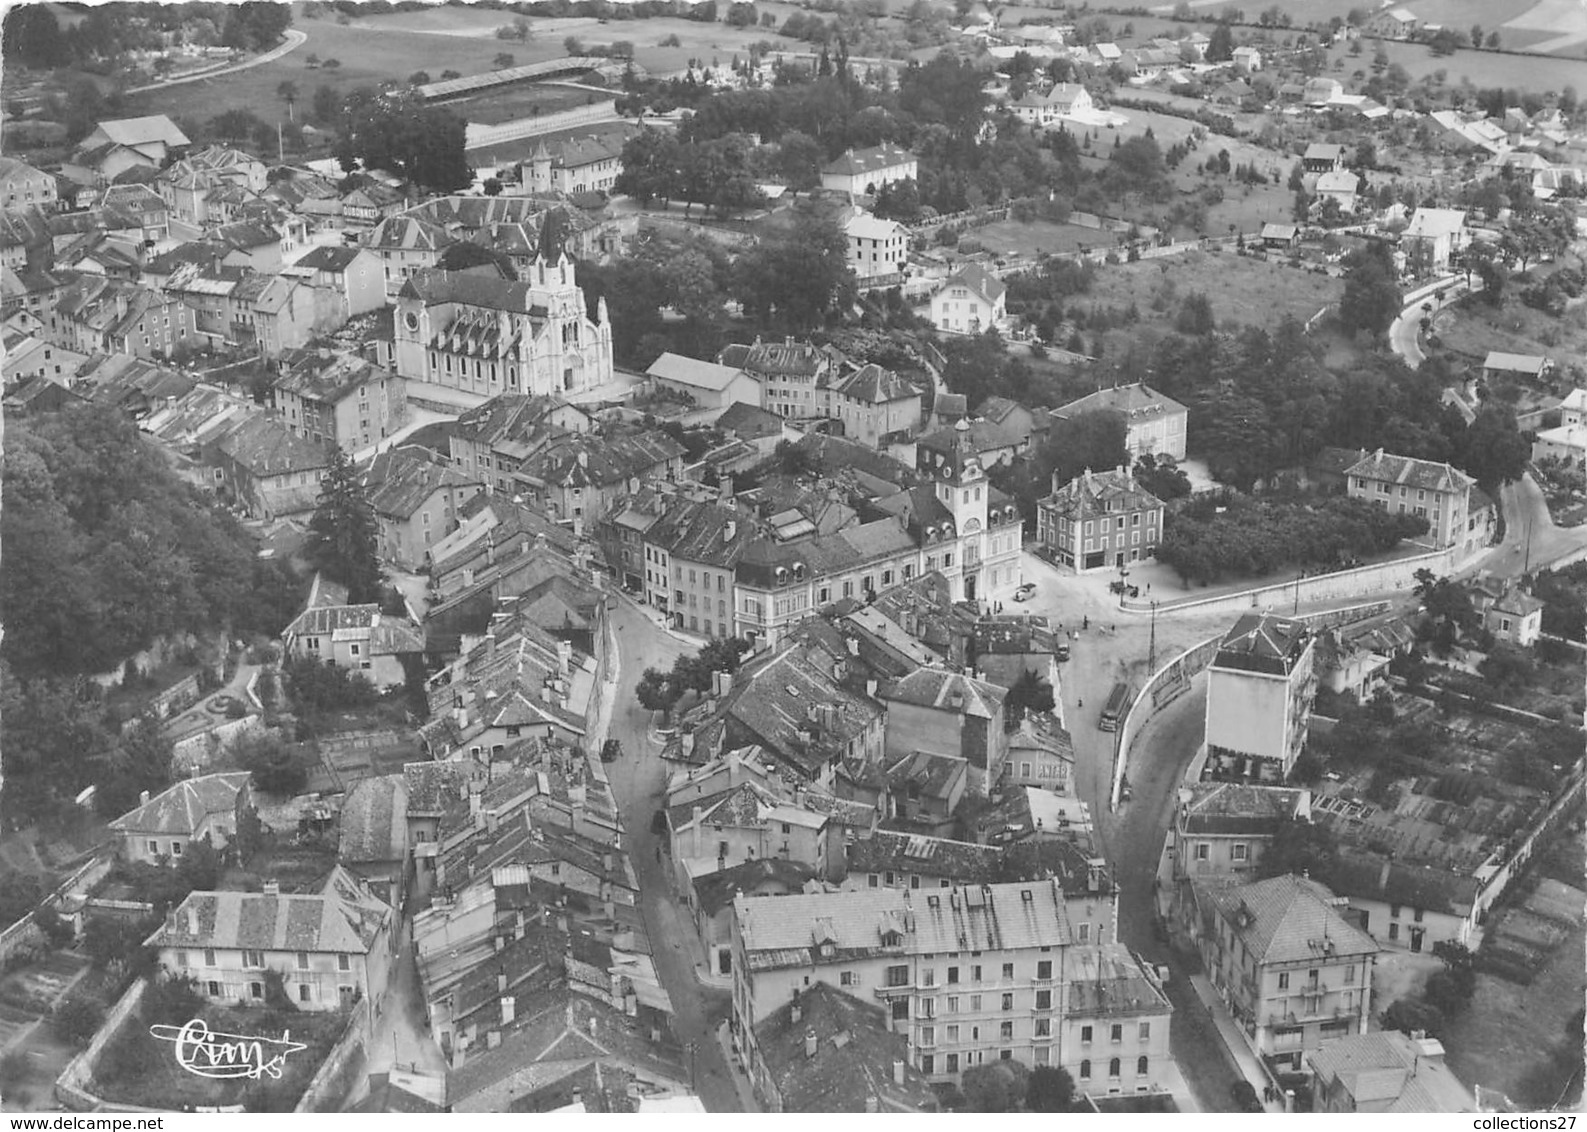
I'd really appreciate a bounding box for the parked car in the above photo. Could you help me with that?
[1013,582,1036,602]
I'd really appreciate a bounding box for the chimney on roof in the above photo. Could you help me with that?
[587,1015,598,1037]
[865,1095,879,1113]
[892,1059,905,1086]
[805,1029,818,1059]
[139,789,151,806]
[494,934,504,953]
[184,902,197,935]
[262,879,279,896]
[1378,856,1392,890]
[790,999,802,1024]
[500,995,515,1025]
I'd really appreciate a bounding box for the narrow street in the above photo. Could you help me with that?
[599,600,752,1111]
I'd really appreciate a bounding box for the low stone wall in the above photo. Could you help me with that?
[1127,548,1453,622]
[1109,601,1394,811]
[55,979,151,1112]
[293,1000,370,1113]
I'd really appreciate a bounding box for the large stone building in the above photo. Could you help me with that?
[1036,466,1164,575]
[730,882,1174,1093]
[393,253,613,408]
[1050,383,1188,461]
[1344,448,1478,553]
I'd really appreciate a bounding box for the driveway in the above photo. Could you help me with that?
[598,599,755,1111]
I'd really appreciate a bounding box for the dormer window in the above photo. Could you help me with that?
[881,930,902,948]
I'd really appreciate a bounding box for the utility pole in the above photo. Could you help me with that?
[1148,599,1158,673]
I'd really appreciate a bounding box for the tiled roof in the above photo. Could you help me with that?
[1053,382,1186,422]
[217,415,332,477]
[833,363,918,405]
[404,759,483,817]
[722,640,883,779]
[295,245,365,273]
[1325,850,1479,919]
[284,603,379,635]
[1344,448,1474,494]
[821,144,916,177]
[518,431,685,491]
[1308,1031,1476,1112]
[882,749,967,800]
[108,772,250,836]
[338,774,408,863]
[846,831,1001,883]
[714,400,785,440]
[879,667,1004,718]
[645,351,745,393]
[1213,613,1313,675]
[1195,873,1378,965]
[371,215,455,253]
[752,983,936,1112]
[446,982,685,1111]
[734,880,1072,966]
[1179,783,1310,835]
[145,865,391,954]
[364,445,480,520]
[1039,465,1163,521]
[274,348,379,404]
[692,857,816,917]
[941,261,1005,304]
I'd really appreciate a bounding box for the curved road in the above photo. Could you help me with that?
[126,29,307,95]
[1386,274,1467,369]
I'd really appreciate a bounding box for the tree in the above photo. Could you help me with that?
[494,52,516,70]
[1256,818,1339,882]
[1174,292,1215,335]
[1026,1065,1076,1112]
[0,873,45,932]
[962,1060,1029,1111]
[733,209,856,331]
[1456,406,1529,494]
[1207,22,1235,62]
[1003,669,1055,729]
[1383,997,1445,1039]
[636,667,681,714]
[1134,454,1192,500]
[233,730,308,797]
[307,446,382,603]
[276,81,298,123]
[54,995,106,1048]
[282,653,379,714]
[1340,243,1402,337]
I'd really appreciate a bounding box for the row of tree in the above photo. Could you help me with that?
[1156,494,1429,585]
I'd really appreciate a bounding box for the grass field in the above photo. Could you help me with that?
[1433,272,1587,365]
[126,13,545,125]
[1084,247,1342,335]
[974,218,1111,256]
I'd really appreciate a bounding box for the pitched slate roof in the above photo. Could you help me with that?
[752,983,936,1112]
[1344,448,1475,495]
[1040,465,1163,521]
[879,667,1004,718]
[108,772,251,836]
[1196,873,1378,965]
[1213,613,1313,675]
[90,115,190,149]
[645,351,746,393]
[940,261,1005,304]
[294,244,366,272]
[216,415,331,477]
[715,400,785,440]
[145,865,391,954]
[1053,381,1186,423]
[364,445,480,520]
[833,363,919,405]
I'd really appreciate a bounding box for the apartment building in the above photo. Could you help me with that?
[1182,874,1378,1074]
[1036,465,1165,574]
[731,881,1167,1089]
[1344,448,1477,552]
[1203,613,1317,783]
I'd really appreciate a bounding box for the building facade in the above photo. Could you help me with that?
[1344,448,1476,551]
[1203,614,1317,783]
[1036,466,1164,574]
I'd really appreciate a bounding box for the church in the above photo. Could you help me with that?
[392,221,613,409]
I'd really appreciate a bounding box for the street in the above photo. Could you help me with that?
[1493,473,1583,579]
[599,599,752,1111]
